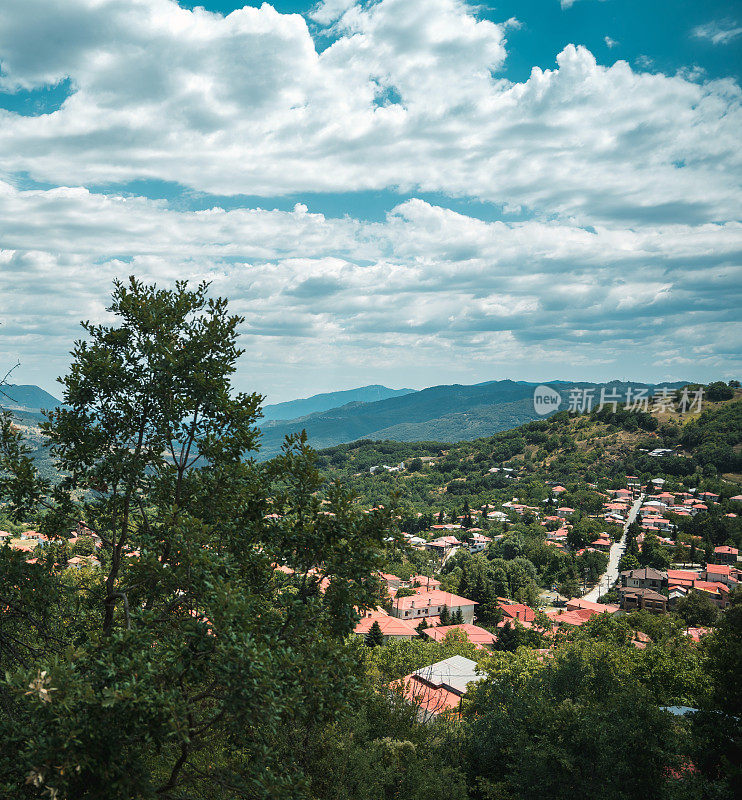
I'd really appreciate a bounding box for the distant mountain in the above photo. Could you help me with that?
[256,379,689,460]
[261,384,414,421]
[0,384,62,413]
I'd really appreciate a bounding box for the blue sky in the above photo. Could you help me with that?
[0,0,740,402]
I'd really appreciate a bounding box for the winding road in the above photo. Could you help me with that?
[582,493,644,602]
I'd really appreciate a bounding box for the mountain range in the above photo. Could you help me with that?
[255,379,688,460]
[261,384,414,420]
[1,379,688,462]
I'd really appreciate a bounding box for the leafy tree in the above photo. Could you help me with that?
[705,381,734,402]
[639,534,671,571]
[685,590,742,797]
[465,641,687,800]
[674,590,720,627]
[0,279,390,800]
[494,621,518,652]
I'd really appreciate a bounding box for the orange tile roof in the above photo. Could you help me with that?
[354,611,419,638]
[423,624,496,646]
[393,589,477,610]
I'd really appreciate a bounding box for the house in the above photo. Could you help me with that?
[545,607,595,627]
[669,585,689,604]
[353,610,419,642]
[467,533,492,553]
[557,507,575,517]
[683,627,711,643]
[378,572,403,589]
[704,564,740,587]
[666,568,700,588]
[551,486,567,495]
[641,515,673,532]
[591,535,612,551]
[498,599,536,625]
[67,555,101,570]
[398,655,484,721]
[369,462,405,474]
[620,587,667,613]
[391,590,477,624]
[407,575,442,592]
[714,546,739,565]
[422,624,497,649]
[425,535,461,555]
[671,581,731,610]
[620,567,667,591]
[566,598,620,616]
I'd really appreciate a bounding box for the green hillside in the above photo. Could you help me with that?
[316,388,742,527]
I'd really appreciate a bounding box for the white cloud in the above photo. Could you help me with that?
[604,35,618,48]
[0,0,739,227]
[0,0,740,398]
[309,0,358,25]
[692,20,742,45]
[0,180,740,399]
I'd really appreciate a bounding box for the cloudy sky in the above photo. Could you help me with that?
[0,0,740,403]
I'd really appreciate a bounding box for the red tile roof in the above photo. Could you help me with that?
[498,601,535,623]
[423,623,496,647]
[354,611,419,638]
[393,590,477,610]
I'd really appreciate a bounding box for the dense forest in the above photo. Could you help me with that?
[0,280,739,799]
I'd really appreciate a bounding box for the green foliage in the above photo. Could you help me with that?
[0,279,390,799]
[674,590,720,627]
[465,640,687,800]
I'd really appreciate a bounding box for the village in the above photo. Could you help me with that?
[350,469,741,719]
[2,459,739,726]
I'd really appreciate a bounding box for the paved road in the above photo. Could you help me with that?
[583,493,644,602]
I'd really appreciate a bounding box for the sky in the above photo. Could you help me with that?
[0,0,740,403]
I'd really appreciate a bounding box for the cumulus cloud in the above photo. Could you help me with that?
[692,19,742,45]
[0,0,740,397]
[604,35,618,48]
[0,181,740,398]
[0,0,739,226]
